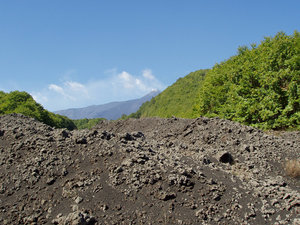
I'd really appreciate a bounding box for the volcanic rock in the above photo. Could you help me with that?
[0,114,299,224]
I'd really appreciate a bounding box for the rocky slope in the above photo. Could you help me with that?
[0,114,299,224]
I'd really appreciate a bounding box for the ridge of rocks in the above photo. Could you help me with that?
[0,114,299,224]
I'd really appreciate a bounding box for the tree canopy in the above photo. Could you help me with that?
[0,91,76,130]
[194,31,300,129]
[127,31,299,130]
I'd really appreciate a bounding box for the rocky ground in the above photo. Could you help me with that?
[0,113,299,225]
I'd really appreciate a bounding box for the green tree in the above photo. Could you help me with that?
[194,31,300,130]
[0,91,76,130]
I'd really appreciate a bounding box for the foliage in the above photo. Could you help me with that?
[73,118,106,129]
[194,31,300,130]
[2,32,298,131]
[127,31,299,130]
[127,69,208,119]
[0,91,76,130]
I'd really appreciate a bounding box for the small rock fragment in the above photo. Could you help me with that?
[75,196,83,204]
[46,177,56,185]
[217,151,234,165]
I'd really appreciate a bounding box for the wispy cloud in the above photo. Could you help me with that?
[142,69,155,80]
[31,92,48,104]
[49,84,64,95]
[32,69,165,111]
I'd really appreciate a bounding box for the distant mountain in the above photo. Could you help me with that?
[54,90,160,120]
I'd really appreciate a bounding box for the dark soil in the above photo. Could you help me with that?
[0,114,299,225]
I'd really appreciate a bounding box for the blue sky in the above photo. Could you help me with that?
[0,0,299,111]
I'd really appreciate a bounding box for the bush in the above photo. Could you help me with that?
[285,159,300,178]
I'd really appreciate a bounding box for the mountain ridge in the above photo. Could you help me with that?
[55,90,160,120]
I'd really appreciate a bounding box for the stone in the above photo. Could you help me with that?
[101,131,112,140]
[61,130,70,138]
[121,133,135,141]
[158,191,177,201]
[217,151,234,165]
[75,196,83,204]
[76,137,87,144]
[46,177,56,185]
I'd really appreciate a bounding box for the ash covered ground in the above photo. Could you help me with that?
[0,114,299,224]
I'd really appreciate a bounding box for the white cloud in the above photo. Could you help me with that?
[118,71,135,89]
[118,71,131,81]
[33,69,165,111]
[49,84,64,95]
[65,81,89,97]
[142,69,155,80]
[66,81,85,90]
[116,71,151,91]
[31,92,48,103]
[48,84,75,101]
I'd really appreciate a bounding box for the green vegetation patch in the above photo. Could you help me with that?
[72,118,106,130]
[127,31,299,130]
[0,91,76,130]
[194,31,300,130]
[128,69,208,118]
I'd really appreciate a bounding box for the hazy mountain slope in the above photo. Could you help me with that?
[55,90,160,120]
[129,69,208,118]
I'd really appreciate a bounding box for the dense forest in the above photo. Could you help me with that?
[128,31,300,130]
[194,31,300,129]
[0,91,76,130]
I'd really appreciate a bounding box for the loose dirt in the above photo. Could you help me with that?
[0,114,299,224]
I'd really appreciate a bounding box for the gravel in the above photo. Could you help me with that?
[0,113,299,224]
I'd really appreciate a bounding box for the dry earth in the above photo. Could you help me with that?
[0,114,299,225]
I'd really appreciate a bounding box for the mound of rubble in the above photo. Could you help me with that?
[0,114,299,224]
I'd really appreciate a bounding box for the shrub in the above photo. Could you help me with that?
[285,159,300,178]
